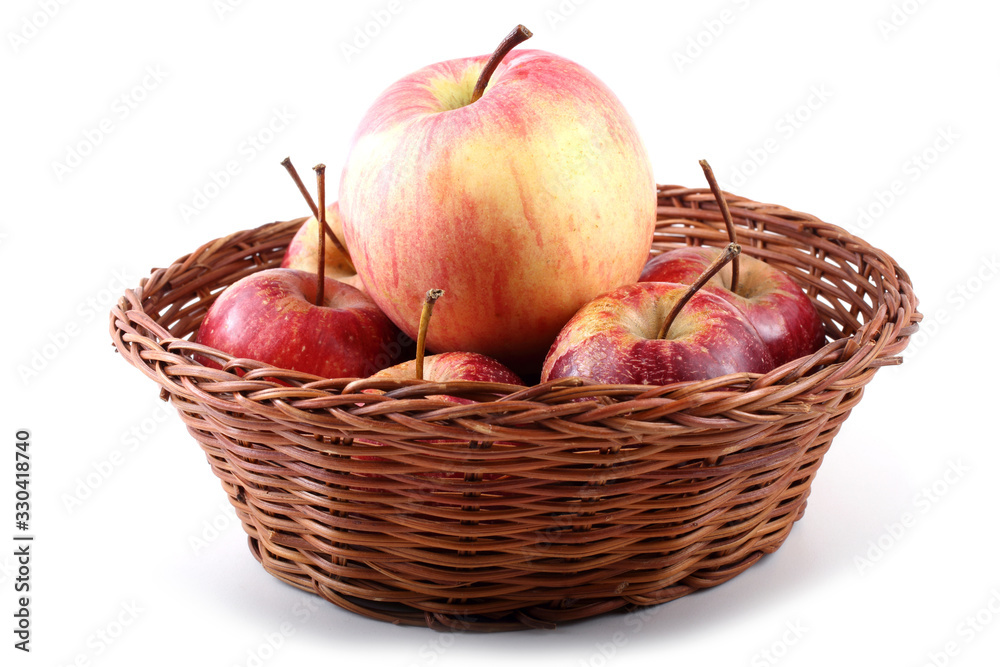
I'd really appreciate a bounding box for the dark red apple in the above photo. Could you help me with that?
[195,268,405,379]
[640,246,825,367]
[540,280,774,385]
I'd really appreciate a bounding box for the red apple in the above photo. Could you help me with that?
[371,351,523,387]
[195,268,406,379]
[281,201,366,293]
[338,25,656,374]
[367,289,523,393]
[640,246,825,366]
[540,280,775,385]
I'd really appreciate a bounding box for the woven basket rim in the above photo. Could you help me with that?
[111,183,920,411]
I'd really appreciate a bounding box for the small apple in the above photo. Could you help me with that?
[637,159,826,367]
[639,247,825,367]
[339,25,656,375]
[371,351,523,386]
[368,289,524,389]
[541,245,775,385]
[194,268,405,379]
[281,201,366,292]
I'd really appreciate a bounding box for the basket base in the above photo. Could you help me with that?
[240,499,809,632]
[179,402,830,632]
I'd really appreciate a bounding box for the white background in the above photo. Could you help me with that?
[2,0,998,665]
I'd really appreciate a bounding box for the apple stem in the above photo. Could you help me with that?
[314,164,327,307]
[415,289,444,381]
[281,157,319,217]
[469,24,533,104]
[656,242,741,341]
[281,157,355,271]
[699,159,740,294]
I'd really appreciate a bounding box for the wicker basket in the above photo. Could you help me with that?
[110,184,920,631]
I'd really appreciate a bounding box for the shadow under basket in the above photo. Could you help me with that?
[110,184,920,632]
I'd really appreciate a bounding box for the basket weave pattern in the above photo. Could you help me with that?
[110,185,920,631]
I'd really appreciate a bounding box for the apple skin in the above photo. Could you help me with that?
[370,351,524,387]
[339,48,656,374]
[281,202,366,292]
[639,247,825,367]
[540,281,775,385]
[195,268,405,379]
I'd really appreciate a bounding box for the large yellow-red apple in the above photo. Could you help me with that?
[339,33,656,374]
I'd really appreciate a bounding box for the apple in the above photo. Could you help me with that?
[194,268,406,379]
[639,246,825,367]
[635,158,826,368]
[540,281,775,385]
[281,201,366,292]
[541,245,775,385]
[371,351,523,387]
[367,289,523,389]
[338,25,657,375]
